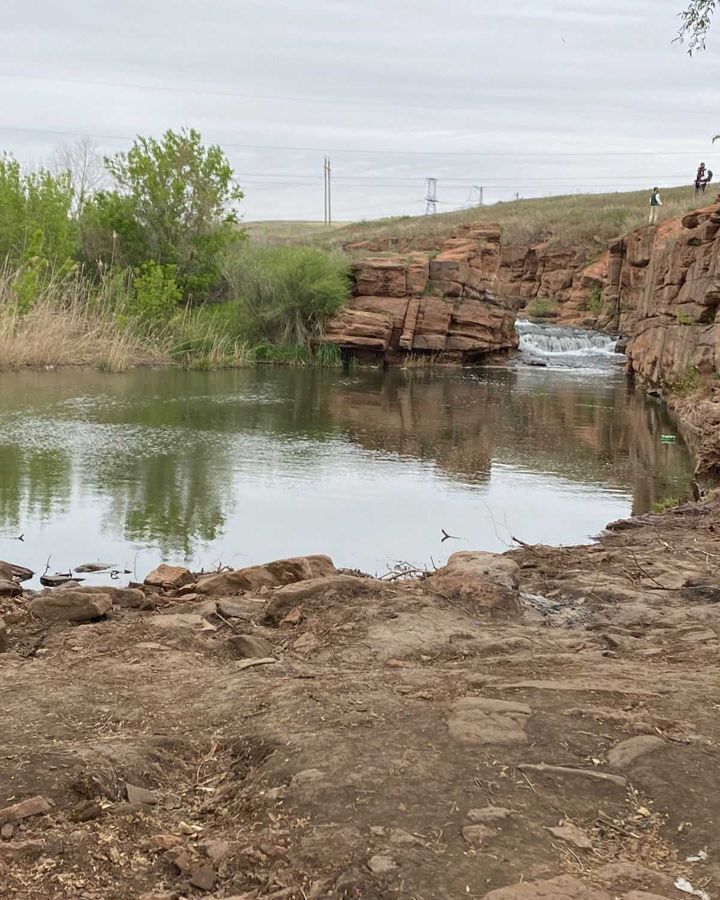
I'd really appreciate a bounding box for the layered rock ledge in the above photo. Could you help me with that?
[321,225,522,361]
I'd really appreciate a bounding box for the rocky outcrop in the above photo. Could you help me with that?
[322,225,521,361]
[620,207,720,383]
[497,200,720,473]
[499,201,720,386]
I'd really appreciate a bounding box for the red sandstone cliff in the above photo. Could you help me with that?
[321,226,521,361]
[499,199,720,475]
[497,200,720,389]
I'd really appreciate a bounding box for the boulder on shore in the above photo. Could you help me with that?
[28,591,112,623]
[196,555,336,597]
[40,585,148,609]
[262,573,382,625]
[423,551,521,612]
[144,564,194,591]
[0,561,33,582]
[0,578,22,598]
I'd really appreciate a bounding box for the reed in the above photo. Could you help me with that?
[0,265,166,371]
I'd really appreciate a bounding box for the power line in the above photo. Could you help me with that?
[0,124,711,158]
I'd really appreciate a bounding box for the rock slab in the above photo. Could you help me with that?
[447,698,531,745]
[481,875,610,899]
[144,564,194,590]
[608,736,666,770]
[28,591,112,623]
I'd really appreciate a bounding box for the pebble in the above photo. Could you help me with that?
[462,824,496,846]
[368,854,397,875]
[189,863,217,891]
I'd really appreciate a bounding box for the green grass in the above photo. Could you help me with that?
[652,496,681,513]
[245,185,700,255]
[527,298,559,318]
[587,284,602,314]
[666,364,701,397]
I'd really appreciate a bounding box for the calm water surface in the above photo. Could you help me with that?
[0,325,695,582]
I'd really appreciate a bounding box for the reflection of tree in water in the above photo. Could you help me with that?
[0,365,697,554]
[96,445,229,559]
[0,445,72,532]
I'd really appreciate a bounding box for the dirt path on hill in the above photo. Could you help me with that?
[1,500,720,899]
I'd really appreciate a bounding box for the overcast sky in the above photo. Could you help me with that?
[1,0,718,221]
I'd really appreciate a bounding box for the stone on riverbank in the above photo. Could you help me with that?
[144,564,194,591]
[28,591,112,623]
[423,551,521,612]
[0,578,22,598]
[195,555,336,597]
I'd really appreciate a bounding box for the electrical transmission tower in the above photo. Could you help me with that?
[424,177,438,215]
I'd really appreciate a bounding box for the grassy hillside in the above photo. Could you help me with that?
[244,185,704,253]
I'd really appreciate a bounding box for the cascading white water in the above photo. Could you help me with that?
[515,319,621,359]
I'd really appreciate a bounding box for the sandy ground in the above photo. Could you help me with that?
[1,497,720,900]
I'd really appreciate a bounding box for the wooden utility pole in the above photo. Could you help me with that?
[323,156,333,225]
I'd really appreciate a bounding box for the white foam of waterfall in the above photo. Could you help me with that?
[515,320,621,358]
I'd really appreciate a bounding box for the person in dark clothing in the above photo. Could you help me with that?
[649,187,662,225]
[695,162,707,196]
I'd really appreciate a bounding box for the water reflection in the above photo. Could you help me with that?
[0,361,695,575]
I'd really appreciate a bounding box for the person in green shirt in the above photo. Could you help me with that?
[649,187,662,225]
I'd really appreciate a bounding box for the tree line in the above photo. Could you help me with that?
[0,129,349,359]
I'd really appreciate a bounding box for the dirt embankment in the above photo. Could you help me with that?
[2,499,720,899]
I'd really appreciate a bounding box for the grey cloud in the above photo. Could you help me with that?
[1,0,718,219]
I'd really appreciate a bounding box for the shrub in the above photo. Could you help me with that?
[91,128,245,301]
[127,262,182,323]
[527,298,558,318]
[222,245,350,347]
[666,364,700,396]
[587,284,602,314]
[0,156,76,266]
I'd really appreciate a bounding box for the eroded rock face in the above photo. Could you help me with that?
[321,225,521,361]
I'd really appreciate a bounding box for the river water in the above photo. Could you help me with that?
[0,322,695,582]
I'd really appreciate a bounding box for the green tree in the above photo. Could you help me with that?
[96,128,244,300]
[678,0,716,52]
[0,156,76,267]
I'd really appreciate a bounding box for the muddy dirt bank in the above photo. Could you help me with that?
[2,498,720,899]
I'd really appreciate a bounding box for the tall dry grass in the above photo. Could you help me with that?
[0,266,168,371]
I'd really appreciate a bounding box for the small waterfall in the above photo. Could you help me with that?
[515,320,621,359]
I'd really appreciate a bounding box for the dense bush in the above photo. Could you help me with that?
[221,245,350,347]
[0,157,76,267]
[127,262,182,323]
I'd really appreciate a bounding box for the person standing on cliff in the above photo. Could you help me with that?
[649,187,662,225]
[695,162,706,196]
